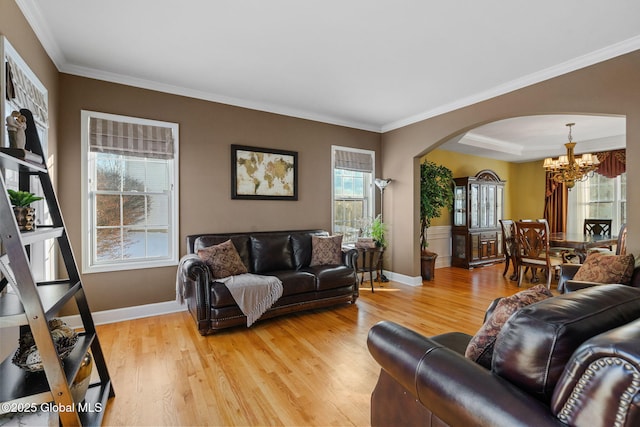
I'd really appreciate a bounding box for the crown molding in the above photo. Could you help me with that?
[17,0,640,135]
[15,0,66,69]
[460,132,524,155]
[381,35,640,133]
[61,63,381,132]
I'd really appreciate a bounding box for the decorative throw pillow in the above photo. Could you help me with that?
[465,284,553,368]
[197,239,248,279]
[572,252,635,284]
[310,235,343,266]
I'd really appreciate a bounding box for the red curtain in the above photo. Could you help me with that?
[543,172,567,233]
[595,149,626,178]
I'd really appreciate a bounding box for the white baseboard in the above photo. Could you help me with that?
[63,300,186,329]
[384,270,423,287]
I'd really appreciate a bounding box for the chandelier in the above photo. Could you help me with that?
[543,123,600,188]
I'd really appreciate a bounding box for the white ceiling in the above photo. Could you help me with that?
[17,0,638,160]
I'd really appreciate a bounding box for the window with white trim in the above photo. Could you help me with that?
[331,146,375,244]
[567,172,626,235]
[81,111,179,273]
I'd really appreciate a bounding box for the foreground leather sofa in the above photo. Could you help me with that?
[181,230,358,334]
[368,284,640,427]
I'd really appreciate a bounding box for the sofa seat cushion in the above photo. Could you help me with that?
[492,284,640,403]
[303,265,356,291]
[265,270,316,296]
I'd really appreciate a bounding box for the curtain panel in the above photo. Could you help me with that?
[543,172,567,233]
[89,118,174,160]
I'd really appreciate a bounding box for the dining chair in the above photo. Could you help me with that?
[514,220,563,289]
[499,219,518,281]
[584,218,613,252]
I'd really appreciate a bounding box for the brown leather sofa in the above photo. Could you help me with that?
[181,230,358,335]
[367,284,640,427]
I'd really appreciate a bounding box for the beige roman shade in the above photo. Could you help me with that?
[89,117,174,160]
[334,149,373,172]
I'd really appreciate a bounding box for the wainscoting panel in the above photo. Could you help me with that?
[425,225,452,268]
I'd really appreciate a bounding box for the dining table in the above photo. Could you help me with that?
[549,232,617,262]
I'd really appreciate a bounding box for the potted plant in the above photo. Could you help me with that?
[419,161,454,280]
[8,189,43,231]
[370,214,387,248]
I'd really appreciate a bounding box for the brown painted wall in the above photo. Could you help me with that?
[57,75,381,310]
[382,50,640,278]
[0,0,59,186]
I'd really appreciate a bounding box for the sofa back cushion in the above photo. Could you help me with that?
[250,234,293,273]
[291,230,329,269]
[193,235,251,270]
[492,284,640,403]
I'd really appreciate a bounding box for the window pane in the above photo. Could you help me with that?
[148,229,169,257]
[147,162,169,192]
[96,228,122,261]
[123,159,146,192]
[146,194,169,225]
[96,155,122,191]
[122,195,146,225]
[123,229,146,259]
[96,195,121,226]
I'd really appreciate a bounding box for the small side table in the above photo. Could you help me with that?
[355,246,384,292]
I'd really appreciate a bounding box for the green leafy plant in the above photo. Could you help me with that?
[420,161,454,250]
[7,189,43,207]
[370,214,387,247]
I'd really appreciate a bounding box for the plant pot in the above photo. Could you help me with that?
[421,250,438,281]
[13,206,36,231]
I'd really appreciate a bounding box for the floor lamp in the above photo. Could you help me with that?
[374,178,392,282]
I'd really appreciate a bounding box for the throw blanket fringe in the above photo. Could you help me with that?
[176,254,202,305]
[218,273,283,327]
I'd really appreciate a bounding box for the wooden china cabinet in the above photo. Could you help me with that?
[451,169,505,269]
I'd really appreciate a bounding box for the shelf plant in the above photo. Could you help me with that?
[8,189,43,207]
[7,189,43,231]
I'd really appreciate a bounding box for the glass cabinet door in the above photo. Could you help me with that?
[487,185,496,227]
[470,184,479,228]
[454,185,466,226]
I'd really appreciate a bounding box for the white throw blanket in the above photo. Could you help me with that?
[176,254,202,305]
[218,273,283,327]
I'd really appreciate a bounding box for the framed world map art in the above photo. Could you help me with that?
[231,144,298,200]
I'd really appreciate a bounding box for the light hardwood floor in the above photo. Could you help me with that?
[98,263,556,426]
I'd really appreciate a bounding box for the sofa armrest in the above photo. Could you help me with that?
[342,247,358,270]
[367,321,564,427]
[180,256,211,334]
[564,279,607,292]
[551,318,640,427]
[558,263,583,293]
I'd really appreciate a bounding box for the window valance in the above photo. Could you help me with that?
[596,149,625,178]
[89,118,175,160]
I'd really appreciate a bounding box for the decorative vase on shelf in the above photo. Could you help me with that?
[71,352,93,403]
[13,206,36,231]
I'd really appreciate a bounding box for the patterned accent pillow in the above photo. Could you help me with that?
[197,239,248,279]
[465,284,553,368]
[573,252,635,284]
[310,235,343,266]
